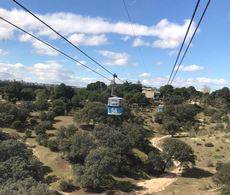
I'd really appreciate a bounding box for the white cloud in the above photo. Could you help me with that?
[99,50,129,66]
[0,49,8,56]
[0,62,25,80]
[121,36,130,41]
[27,61,73,82]
[18,33,32,42]
[132,37,150,47]
[0,8,196,49]
[0,20,14,40]
[156,61,163,65]
[0,60,110,86]
[152,19,196,49]
[139,72,151,78]
[68,33,108,46]
[18,34,58,56]
[31,40,58,56]
[141,76,228,89]
[177,64,204,72]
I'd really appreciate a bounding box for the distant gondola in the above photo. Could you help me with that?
[107,74,124,115]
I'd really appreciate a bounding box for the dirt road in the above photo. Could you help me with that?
[136,135,180,194]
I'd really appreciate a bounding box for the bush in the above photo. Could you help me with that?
[59,180,75,192]
[36,133,48,146]
[222,115,229,123]
[213,162,230,186]
[39,111,47,121]
[11,120,24,131]
[46,111,55,121]
[29,118,38,126]
[47,139,59,152]
[205,142,214,147]
[34,124,46,135]
[25,130,32,138]
[40,121,53,130]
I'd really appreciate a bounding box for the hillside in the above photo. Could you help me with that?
[0,81,229,195]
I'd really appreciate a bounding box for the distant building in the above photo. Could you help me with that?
[142,87,158,99]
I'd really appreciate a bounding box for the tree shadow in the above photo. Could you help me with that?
[84,180,143,194]
[181,167,213,179]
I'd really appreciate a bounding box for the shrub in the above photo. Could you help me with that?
[34,124,46,135]
[29,118,38,126]
[40,121,53,130]
[213,162,230,186]
[59,180,75,192]
[222,115,229,123]
[36,133,48,146]
[25,130,32,138]
[11,120,24,131]
[205,142,214,147]
[39,111,47,121]
[47,139,59,152]
[213,123,225,131]
[46,111,55,121]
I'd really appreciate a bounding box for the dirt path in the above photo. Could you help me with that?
[136,135,180,194]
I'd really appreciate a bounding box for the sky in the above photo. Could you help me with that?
[0,0,229,89]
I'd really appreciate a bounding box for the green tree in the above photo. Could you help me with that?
[162,138,196,170]
[162,119,180,136]
[87,81,107,91]
[52,99,66,116]
[74,102,107,124]
[21,88,36,101]
[68,131,96,163]
[53,83,74,100]
[75,147,120,189]
[35,89,49,111]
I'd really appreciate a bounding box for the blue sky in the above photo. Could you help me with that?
[0,0,229,89]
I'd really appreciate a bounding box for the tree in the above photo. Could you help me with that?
[162,138,196,170]
[87,81,107,91]
[146,151,165,175]
[53,83,74,100]
[71,94,81,107]
[162,119,180,136]
[75,147,120,189]
[74,102,107,124]
[68,131,96,163]
[125,93,149,106]
[4,81,23,102]
[21,88,36,101]
[52,99,66,116]
[159,85,174,98]
[35,89,49,111]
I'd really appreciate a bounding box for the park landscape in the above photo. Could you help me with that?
[0,81,229,195]
[0,0,229,194]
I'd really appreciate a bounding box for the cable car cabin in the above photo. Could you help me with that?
[157,104,164,113]
[107,96,124,115]
[153,91,161,102]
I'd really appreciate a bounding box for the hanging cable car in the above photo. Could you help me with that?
[157,104,164,113]
[107,74,124,115]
